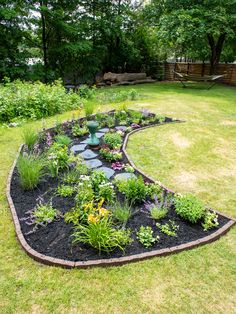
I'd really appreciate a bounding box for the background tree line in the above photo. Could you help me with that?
[1,0,236,83]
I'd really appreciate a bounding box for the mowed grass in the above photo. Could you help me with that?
[0,82,236,314]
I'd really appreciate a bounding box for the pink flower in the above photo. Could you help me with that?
[111,162,124,170]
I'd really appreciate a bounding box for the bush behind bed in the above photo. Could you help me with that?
[0,79,82,123]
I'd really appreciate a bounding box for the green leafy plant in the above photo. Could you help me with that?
[78,84,96,99]
[62,169,81,184]
[57,185,75,197]
[202,210,219,231]
[33,202,58,225]
[47,143,70,177]
[115,176,147,204]
[22,128,38,151]
[75,162,89,175]
[156,220,179,237]
[98,182,115,203]
[174,194,205,223]
[72,124,89,137]
[124,164,135,173]
[83,100,96,118]
[17,154,45,190]
[144,195,168,220]
[54,134,72,146]
[109,200,132,225]
[64,205,83,225]
[99,147,122,162]
[75,175,94,206]
[72,217,132,254]
[150,207,168,220]
[91,170,108,193]
[136,226,159,248]
[103,132,122,149]
[105,115,116,128]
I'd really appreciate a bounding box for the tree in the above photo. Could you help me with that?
[148,0,236,73]
[0,0,29,79]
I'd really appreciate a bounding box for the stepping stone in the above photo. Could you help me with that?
[99,128,109,133]
[89,132,104,139]
[70,144,87,153]
[115,125,127,131]
[84,159,102,169]
[79,149,98,160]
[80,138,90,144]
[114,172,136,181]
[96,167,115,179]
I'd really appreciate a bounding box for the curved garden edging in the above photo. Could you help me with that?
[6,123,236,268]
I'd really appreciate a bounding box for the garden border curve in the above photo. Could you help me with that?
[6,123,236,268]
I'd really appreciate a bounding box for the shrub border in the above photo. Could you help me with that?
[6,122,236,268]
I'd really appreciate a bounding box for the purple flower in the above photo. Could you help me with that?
[46,132,53,146]
[111,162,124,170]
[140,109,152,117]
[131,123,140,129]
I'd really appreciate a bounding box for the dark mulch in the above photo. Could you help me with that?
[10,114,230,261]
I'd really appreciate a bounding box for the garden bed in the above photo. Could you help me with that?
[8,109,235,267]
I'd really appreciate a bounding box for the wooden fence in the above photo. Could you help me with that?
[164,62,236,86]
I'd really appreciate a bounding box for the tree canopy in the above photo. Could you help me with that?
[0,0,235,81]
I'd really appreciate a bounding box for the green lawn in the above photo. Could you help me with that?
[0,82,236,314]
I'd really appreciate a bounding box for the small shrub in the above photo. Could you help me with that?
[17,154,44,190]
[115,176,147,204]
[72,217,132,254]
[79,84,96,99]
[22,128,38,151]
[54,134,72,146]
[174,194,205,223]
[103,132,122,149]
[202,210,219,231]
[57,185,75,197]
[156,220,179,237]
[136,226,159,248]
[110,200,132,225]
[0,79,82,123]
[33,202,58,225]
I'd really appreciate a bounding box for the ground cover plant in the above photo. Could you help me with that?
[1,83,236,314]
[9,105,231,265]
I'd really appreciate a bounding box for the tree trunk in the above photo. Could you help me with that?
[207,33,226,75]
[40,0,48,82]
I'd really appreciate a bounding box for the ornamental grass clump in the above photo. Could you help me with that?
[174,193,205,223]
[17,154,45,190]
[72,217,132,254]
[22,128,39,151]
[109,200,132,225]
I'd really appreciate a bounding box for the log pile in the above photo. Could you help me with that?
[96,72,156,87]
